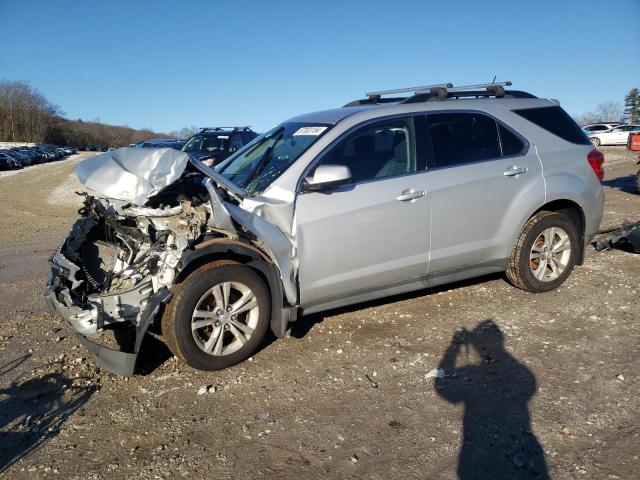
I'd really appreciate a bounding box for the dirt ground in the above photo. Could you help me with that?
[0,148,639,479]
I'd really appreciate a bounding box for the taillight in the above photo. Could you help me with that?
[587,149,604,182]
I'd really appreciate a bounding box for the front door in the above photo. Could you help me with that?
[295,116,431,311]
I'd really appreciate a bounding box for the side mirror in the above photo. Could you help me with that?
[303,164,352,192]
[229,146,237,154]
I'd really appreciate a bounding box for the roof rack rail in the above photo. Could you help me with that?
[344,83,453,107]
[365,83,454,98]
[198,126,253,131]
[448,81,512,92]
[344,81,536,107]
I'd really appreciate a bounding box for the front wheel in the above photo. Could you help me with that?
[591,137,601,146]
[161,261,271,371]
[506,211,579,293]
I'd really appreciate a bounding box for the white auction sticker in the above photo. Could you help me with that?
[293,126,327,136]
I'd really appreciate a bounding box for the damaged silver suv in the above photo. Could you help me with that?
[45,82,604,375]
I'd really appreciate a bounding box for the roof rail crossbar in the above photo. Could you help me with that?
[448,81,512,98]
[343,83,454,107]
[365,83,453,98]
[447,81,512,91]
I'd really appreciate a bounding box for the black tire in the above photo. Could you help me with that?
[636,170,640,193]
[592,137,601,146]
[161,261,271,371]
[506,211,579,293]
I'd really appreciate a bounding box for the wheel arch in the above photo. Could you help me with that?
[531,199,586,265]
[175,237,292,338]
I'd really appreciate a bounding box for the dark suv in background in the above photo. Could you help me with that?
[182,127,258,166]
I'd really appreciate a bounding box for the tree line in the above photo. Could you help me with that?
[0,80,173,148]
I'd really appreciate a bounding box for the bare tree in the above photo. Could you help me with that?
[169,125,199,139]
[594,101,624,122]
[574,101,624,126]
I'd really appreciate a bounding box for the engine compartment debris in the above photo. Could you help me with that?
[593,220,640,253]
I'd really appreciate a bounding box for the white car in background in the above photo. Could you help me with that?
[582,123,622,134]
[588,125,640,146]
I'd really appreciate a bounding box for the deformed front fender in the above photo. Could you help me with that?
[224,203,297,306]
[179,238,294,338]
[200,177,298,309]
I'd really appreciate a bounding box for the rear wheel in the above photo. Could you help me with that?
[162,261,271,371]
[506,211,579,293]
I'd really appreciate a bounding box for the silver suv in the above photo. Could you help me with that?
[45,82,604,375]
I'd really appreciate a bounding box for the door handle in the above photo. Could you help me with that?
[396,189,426,201]
[503,166,528,177]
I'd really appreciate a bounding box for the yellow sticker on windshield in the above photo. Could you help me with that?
[293,126,327,136]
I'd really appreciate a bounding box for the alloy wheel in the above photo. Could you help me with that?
[529,227,572,282]
[191,281,259,356]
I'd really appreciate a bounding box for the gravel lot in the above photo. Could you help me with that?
[0,148,639,479]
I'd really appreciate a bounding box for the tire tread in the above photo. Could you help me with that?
[161,260,240,365]
[506,211,573,293]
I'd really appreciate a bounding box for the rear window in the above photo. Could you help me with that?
[513,106,591,145]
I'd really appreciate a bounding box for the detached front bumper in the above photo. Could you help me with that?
[45,273,172,376]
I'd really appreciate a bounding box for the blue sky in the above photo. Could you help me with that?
[1,0,638,133]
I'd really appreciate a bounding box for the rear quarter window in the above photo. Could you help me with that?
[513,106,591,145]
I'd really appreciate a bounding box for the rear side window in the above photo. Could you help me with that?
[427,113,501,168]
[513,106,591,145]
[499,124,525,156]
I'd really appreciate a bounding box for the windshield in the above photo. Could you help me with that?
[217,122,330,195]
[183,132,231,153]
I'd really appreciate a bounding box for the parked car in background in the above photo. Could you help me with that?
[133,139,171,148]
[0,144,76,168]
[0,151,21,169]
[131,139,186,150]
[7,149,33,166]
[18,148,44,164]
[588,125,640,146]
[182,127,259,166]
[45,81,604,375]
[582,122,622,134]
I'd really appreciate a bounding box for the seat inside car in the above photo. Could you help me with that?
[376,130,410,177]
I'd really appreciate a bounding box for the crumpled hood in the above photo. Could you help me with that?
[74,147,189,205]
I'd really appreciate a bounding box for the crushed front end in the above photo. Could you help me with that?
[45,147,297,376]
[46,179,210,375]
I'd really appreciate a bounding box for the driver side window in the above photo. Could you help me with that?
[319,117,416,184]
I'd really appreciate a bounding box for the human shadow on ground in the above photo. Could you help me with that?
[0,355,97,473]
[602,174,638,194]
[434,320,549,479]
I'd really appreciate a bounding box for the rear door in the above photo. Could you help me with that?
[422,111,545,276]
